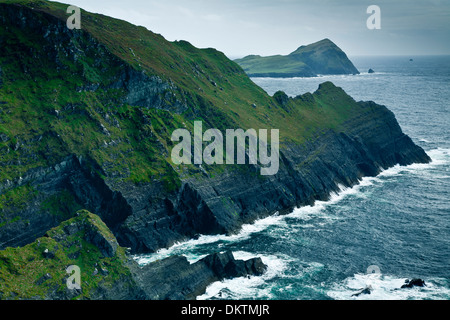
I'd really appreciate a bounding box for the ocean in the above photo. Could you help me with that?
[134,56,450,300]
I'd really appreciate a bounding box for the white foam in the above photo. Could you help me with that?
[133,214,287,265]
[427,148,450,166]
[287,177,377,223]
[327,274,450,300]
[134,148,448,265]
[375,148,450,180]
[197,256,327,300]
[197,252,291,300]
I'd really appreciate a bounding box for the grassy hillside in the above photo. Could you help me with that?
[0,0,367,188]
[0,210,137,299]
[0,0,432,282]
[235,38,360,77]
[0,0,408,256]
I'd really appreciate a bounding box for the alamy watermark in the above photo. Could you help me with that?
[367,5,381,30]
[366,265,381,275]
[66,5,81,30]
[66,265,81,290]
[171,121,280,176]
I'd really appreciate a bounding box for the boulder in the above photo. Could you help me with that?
[401,278,426,289]
[136,251,267,300]
[200,250,267,279]
[351,285,372,297]
[245,257,267,276]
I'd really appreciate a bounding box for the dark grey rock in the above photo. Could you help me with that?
[133,255,215,300]
[111,67,187,114]
[85,226,118,258]
[200,251,266,279]
[0,155,132,250]
[245,257,267,276]
[134,251,268,300]
[401,278,426,288]
[352,285,372,297]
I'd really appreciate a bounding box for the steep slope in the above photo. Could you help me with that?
[0,0,430,257]
[235,38,360,77]
[0,210,266,300]
[0,210,144,299]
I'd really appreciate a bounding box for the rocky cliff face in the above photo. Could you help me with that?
[0,155,132,249]
[0,2,183,250]
[0,1,431,300]
[135,251,266,300]
[0,2,430,258]
[116,84,431,253]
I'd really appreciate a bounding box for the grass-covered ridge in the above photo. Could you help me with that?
[0,210,136,299]
[0,0,381,227]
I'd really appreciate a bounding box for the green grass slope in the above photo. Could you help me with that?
[0,0,368,190]
[0,210,139,299]
[0,1,399,253]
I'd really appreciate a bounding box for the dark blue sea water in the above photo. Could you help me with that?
[135,56,450,300]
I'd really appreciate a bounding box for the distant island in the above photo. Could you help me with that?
[234,38,360,78]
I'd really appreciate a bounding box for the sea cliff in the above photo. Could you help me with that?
[0,1,430,300]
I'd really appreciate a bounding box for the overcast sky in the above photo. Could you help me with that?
[58,0,450,58]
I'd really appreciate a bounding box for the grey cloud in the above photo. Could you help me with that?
[54,0,450,56]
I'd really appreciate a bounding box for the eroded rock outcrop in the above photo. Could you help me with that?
[135,251,266,300]
[401,278,426,289]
